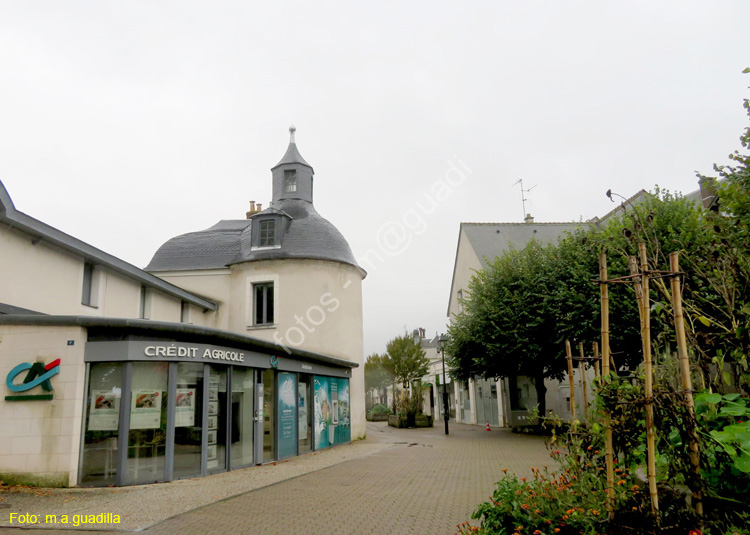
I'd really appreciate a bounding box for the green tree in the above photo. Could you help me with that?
[385,333,429,415]
[364,353,393,409]
[446,239,590,416]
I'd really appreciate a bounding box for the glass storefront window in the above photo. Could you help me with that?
[126,362,168,484]
[313,376,332,450]
[230,367,254,468]
[173,362,204,479]
[207,365,227,472]
[81,363,123,486]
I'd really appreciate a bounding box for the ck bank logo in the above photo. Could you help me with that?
[5,359,60,401]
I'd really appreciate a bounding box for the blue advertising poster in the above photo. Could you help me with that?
[313,376,332,450]
[336,378,351,444]
[277,372,297,459]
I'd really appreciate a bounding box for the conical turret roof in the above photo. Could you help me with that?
[271,125,313,170]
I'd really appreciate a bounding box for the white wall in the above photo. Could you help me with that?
[0,325,86,487]
[0,222,194,323]
[447,226,482,319]
[231,258,366,440]
[150,269,231,330]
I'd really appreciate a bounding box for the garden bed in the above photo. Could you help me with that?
[388,414,433,428]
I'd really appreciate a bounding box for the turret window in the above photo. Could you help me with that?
[254,282,274,325]
[259,220,275,247]
[284,170,297,193]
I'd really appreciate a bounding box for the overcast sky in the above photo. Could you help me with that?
[1,1,748,357]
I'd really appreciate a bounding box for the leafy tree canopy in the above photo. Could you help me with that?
[364,353,393,394]
[385,333,429,388]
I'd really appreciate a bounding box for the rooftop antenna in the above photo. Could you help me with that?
[512,179,536,220]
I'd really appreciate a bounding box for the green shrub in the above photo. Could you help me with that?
[370,403,390,415]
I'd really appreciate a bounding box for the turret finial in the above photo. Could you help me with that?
[289,125,296,143]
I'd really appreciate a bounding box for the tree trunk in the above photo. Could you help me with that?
[533,373,547,421]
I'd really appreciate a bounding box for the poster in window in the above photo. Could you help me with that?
[207,430,217,444]
[277,372,296,459]
[208,401,218,416]
[130,390,161,429]
[175,388,196,427]
[88,390,120,431]
[208,385,218,401]
[208,415,217,429]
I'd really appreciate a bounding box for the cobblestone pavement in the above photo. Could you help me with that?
[0,422,552,534]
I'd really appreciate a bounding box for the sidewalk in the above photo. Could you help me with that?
[0,422,553,534]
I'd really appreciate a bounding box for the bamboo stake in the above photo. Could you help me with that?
[670,252,703,516]
[599,253,615,520]
[593,342,600,380]
[632,244,659,518]
[579,342,588,420]
[565,339,576,420]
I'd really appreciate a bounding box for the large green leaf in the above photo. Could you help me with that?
[697,393,722,405]
[720,403,747,417]
[733,454,750,473]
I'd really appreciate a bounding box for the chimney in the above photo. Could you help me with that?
[524,213,534,224]
[246,201,259,219]
[257,203,262,212]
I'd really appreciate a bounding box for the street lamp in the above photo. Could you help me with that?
[437,333,450,435]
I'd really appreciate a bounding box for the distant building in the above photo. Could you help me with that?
[446,181,710,428]
[447,217,586,427]
[0,128,365,487]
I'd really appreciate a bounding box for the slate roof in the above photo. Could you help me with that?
[272,141,313,170]
[145,220,249,271]
[146,199,364,274]
[0,302,45,315]
[462,221,587,269]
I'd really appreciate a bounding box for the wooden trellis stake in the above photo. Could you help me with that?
[630,244,659,519]
[599,253,615,520]
[565,340,576,420]
[670,252,703,516]
[579,342,588,420]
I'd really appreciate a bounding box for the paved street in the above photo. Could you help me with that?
[0,422,552,535]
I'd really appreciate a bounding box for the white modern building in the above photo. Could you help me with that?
[0,128,366,486]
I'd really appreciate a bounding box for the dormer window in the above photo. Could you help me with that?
[250,213,288,250]
[284,170,297,193]
[259,220,275,247]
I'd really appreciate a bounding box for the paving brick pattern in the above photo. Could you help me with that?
[0,422,552,535]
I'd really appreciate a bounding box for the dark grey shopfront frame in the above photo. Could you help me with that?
[81,339,352,486]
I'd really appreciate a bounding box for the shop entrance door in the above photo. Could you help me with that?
[474,377,499,426]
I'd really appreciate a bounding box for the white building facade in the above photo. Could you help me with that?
[0,129,365,486]
[447,219,586,428]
